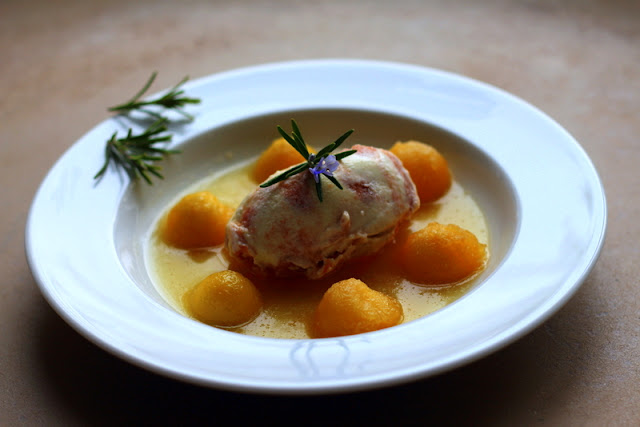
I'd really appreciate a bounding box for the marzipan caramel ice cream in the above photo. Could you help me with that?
[225,144,419,279]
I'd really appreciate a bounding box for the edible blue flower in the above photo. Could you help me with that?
[309,154,339,183]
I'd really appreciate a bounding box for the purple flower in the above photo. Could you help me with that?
[309,154,339,183]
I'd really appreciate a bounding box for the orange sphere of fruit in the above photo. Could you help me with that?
[252,137,312,183]
[390,140,452,203]
[185,270,262,327]
[401,222,487,285]
[163,191,233,249]
[312,278,403,338]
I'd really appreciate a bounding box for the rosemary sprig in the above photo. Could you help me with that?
[260,120,356,201]
[108,71,201,121]
[95,72,200,185]
[94,119,179,184]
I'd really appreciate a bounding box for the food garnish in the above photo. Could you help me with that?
[94,72,200,184]
[259,120,357,201]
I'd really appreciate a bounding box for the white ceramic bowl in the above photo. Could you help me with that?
[26,59,606,394]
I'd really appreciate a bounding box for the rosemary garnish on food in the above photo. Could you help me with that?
[260,120,356,201]
[94,72,200,184]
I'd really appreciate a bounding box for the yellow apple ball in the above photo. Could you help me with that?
[185,270,262,327]
[252,137,312,183]
[401,222,487,285]
[163,191,233,249]
[390,140,452,203]
[312,278,403,338]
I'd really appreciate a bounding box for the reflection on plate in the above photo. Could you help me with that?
[26,59,606,394]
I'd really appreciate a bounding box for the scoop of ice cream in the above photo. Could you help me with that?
[225,144,419,279]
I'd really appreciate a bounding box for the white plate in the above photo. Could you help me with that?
[26,59,606,394]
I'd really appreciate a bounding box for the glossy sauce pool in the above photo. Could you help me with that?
[148,160,489,339]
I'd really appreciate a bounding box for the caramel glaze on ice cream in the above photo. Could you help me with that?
[225,145,420,279]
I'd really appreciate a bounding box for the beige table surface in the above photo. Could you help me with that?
[2,0,639,425]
